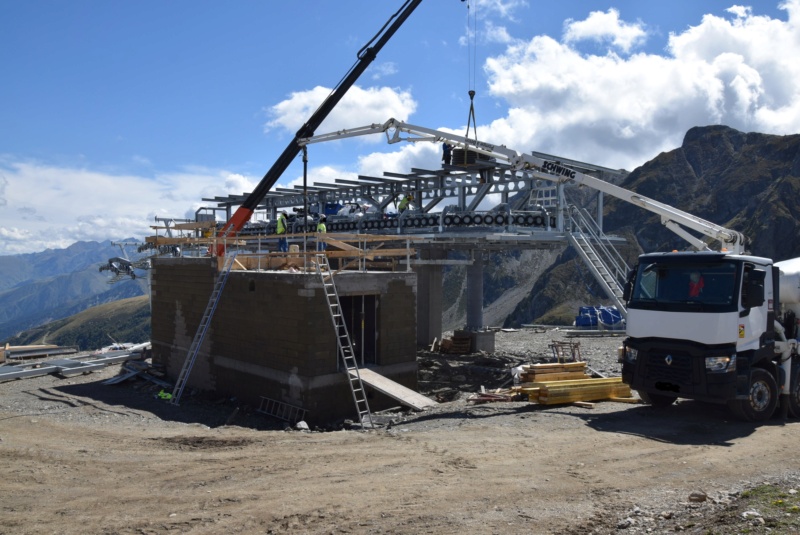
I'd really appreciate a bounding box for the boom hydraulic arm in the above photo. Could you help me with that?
[300,118,747,254]
[214,0,424,253]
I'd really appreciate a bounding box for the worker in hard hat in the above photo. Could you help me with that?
[316,216,327,252]
[398,194,413,213]
[276,211,289,252]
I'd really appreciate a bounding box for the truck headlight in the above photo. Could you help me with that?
[705,354,736,373]
[621,346,637,363]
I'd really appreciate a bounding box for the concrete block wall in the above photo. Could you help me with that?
[150,258,418,424]
[378,279,417,366]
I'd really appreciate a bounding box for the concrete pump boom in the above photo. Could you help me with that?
[213,0,424,254]
[299,118,747,254]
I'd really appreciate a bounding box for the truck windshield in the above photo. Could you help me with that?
[628,260,739,312]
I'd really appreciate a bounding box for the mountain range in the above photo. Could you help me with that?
[0,240,147,343]
[503,125,800,327]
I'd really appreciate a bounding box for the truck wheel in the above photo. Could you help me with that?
[637,390,676,407]
[728,368,778,422]
[789,362,800,418]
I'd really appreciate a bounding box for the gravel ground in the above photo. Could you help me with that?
[2,328,800,534]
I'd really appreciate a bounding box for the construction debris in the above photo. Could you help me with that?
[1,343,78,362]
[548,340,581,362]
[0,342,151,383]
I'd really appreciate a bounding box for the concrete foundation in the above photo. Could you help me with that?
[150,257,417,425]
[453,329,496,353]
[471,330,496,353]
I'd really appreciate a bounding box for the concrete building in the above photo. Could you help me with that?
[151,255,417,425]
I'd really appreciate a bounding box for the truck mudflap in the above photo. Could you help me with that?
[622,338,739,404]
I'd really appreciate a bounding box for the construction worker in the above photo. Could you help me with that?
[316,216,327,252]
[398,194,413,213]
[442,142,453,166]
[276,211,289,252]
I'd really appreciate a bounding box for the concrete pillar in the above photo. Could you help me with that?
[415,248,445,347]
[466,251,484,330]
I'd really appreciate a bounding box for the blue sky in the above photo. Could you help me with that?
[1,0,797,254]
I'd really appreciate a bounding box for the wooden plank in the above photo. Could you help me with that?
[322,249,416,259]
[539,388,613,402]
[325,238,360,251]
[323,233,423,243]
[357,368,437,410]
[523,361,586,371]
[520,372,591,382]
[529,377,624,388]
[538,385,632,405]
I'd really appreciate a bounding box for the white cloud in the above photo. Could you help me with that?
[483,21,515,45]
[0,158,253,255]
[563,9,647,54]
[371,62,398,80]
[480,1,800,170]
[475,0,528,21]
[264,85,417,138]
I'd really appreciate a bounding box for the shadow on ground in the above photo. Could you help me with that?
[572,400,795,446]
[51,375,284,431]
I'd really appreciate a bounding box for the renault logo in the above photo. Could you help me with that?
[665,355,673,366]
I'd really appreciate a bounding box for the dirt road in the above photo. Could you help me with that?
[1,333,800,534]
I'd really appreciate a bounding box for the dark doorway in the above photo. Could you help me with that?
[340,295,379,366]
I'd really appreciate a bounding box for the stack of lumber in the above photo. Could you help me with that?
[519,361,591,383]
[514,361,633,405]
[529,377,631,405]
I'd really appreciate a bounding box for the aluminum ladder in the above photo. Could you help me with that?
[257,397,308,424]
[170,252,238,405]
[567,208,629,317]
[315,254,373,428]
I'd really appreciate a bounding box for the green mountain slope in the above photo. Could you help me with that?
[3,295,150,351]
[0,240,147,341]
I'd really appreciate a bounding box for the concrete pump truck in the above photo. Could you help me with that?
[620,250,800,422]
[298,118,800,423]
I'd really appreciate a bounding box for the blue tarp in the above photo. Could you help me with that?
[574,306,624,329]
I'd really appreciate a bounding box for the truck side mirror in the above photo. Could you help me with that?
[623,281,632,302]
[622,269,636,302]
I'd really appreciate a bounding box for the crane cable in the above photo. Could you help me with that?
[462,0,478,163]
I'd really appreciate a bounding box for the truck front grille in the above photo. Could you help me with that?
[644,352,693,385]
